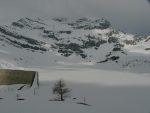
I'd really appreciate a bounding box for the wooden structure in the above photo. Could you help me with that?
[0,69,39,87]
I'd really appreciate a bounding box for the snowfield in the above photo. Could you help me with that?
[0,67,150,113]
[0,17,150,113]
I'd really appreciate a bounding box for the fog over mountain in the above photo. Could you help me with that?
[0,0,150,35]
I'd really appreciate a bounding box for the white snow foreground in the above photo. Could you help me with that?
[0,67,150,113]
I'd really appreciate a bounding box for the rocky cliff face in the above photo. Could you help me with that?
[0,17,149,72]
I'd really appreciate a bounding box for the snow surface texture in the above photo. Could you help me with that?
[0,67,150,113]
[0,17,150,113]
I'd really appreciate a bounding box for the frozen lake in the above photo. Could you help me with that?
[0,67,150,113]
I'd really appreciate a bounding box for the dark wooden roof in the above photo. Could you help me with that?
[0,69,37,86]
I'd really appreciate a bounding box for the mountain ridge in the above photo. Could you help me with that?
[0,17,149,72]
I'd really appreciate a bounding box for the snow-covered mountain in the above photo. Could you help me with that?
[0,17,150,72]
[0,17,150,113]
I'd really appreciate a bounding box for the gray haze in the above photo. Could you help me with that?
[0,0,150,35]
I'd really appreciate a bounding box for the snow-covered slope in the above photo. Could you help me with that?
[0,17,150,113]
[0,17,150,72]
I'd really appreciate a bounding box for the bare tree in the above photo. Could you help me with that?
[52,79,71,101]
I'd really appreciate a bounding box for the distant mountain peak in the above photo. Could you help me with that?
[0,17,149,72]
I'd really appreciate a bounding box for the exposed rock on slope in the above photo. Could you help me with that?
[0,17,149,72]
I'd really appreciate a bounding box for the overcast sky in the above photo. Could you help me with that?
[0,0,150,35]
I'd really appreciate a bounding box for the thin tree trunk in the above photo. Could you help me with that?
[60,89,63,101]
[60,80,64,101]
